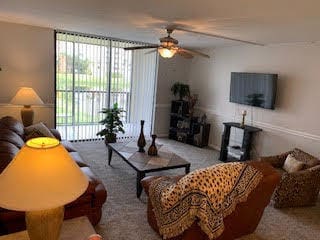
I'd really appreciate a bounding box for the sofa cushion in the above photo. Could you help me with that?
[0,142,19,173]
[0,116,24,137]
[24,122,55,140]
[0,152,16,174]
[0,129,25,149]
[0,141,20,155]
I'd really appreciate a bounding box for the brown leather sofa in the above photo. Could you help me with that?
[141,161,280,240]
[0,116,107,235]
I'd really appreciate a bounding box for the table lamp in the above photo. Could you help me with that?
[10,87,44,126]
[0,137,89,240]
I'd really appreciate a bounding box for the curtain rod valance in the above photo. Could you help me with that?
[55,29,154,46]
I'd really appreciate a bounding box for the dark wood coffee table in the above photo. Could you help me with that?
[107,141,190,198]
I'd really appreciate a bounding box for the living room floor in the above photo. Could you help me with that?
[73,139,320,240]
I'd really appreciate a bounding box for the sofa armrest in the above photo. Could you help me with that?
[141,175,184,196]
[277,166,320,195]
[259,151,292,168]
[50,129,62,141]
[81,167,103,195]
[141,176,162,196]
[308,164,320,175]
[66,167,107,208]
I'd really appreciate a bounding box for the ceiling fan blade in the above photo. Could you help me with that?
[176,50,194,59]
[144,49,158,55]
[124,45,159,50]
[174,27,264,46]
[179,48,210,58]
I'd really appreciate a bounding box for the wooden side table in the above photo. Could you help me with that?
[219,122,262,162]
[0,216,96,240]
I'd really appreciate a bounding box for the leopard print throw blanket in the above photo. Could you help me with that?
[149,162,263,239]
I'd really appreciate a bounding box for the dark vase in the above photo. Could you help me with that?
[148,135,158,156]
[137,120,146,152]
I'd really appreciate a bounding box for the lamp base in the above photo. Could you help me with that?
[21,105,34,127]
[25,206,64,240]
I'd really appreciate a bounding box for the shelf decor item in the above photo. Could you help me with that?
[10,87,44,127]
[240,110,247,128]
[188,94,198,117]
[137,120,146,152]
[169,100,210,147]
[171,82,190,100]
[0,137,89,240]
[148,134,158,156]
[97,103,125,145]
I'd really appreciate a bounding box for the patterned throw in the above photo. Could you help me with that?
[149,162,263,239]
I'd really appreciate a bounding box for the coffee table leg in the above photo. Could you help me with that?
[136,172,146,198]
[185,165,190,174]
[108,146,113,165]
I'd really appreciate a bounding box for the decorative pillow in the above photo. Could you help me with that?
[283,154,306,173]
[24,122,55,141]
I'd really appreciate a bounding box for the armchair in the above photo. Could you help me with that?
[259,148,320,208]
[141,161,280,240]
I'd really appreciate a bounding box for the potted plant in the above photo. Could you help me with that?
[97,103,125,144]
[171,82,190,100]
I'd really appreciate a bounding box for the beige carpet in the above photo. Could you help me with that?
[73,139,320,240]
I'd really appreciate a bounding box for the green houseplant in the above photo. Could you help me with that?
[171,82,190,100]
[97,103,125,144]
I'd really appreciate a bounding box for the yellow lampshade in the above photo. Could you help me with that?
[158,47,177,58]
[10,87,44,106]
[0,137,89,211]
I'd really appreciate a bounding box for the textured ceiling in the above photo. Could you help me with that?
[1,0,320,47]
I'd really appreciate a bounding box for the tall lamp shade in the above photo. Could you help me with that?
[10,87,44,127]
[0,137,89,240]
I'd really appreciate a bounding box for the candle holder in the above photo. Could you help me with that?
[240,110,247,128]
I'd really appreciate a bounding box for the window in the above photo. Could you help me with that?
[55,31,158,141]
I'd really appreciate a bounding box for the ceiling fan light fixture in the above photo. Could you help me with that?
[158,47,177,58]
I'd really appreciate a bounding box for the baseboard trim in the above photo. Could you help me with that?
[208,144,220,151]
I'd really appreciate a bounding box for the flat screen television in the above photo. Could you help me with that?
[230,72,277,109]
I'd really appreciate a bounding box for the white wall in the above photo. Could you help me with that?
[188,44,320,157]
[0,21,55,127]
[153,56,191,136]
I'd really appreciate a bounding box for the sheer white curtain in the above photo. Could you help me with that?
[125,50,158,138]
[55,31,158,141]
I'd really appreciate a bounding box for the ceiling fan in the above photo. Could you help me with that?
[123,26,263,59]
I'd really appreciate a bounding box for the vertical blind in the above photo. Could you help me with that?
[55,31,158,141]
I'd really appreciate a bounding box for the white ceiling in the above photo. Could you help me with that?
[1,0,320,48]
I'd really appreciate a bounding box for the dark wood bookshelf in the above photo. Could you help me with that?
[168,100,210,148]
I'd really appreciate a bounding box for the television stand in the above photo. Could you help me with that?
[219,122,262,162]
